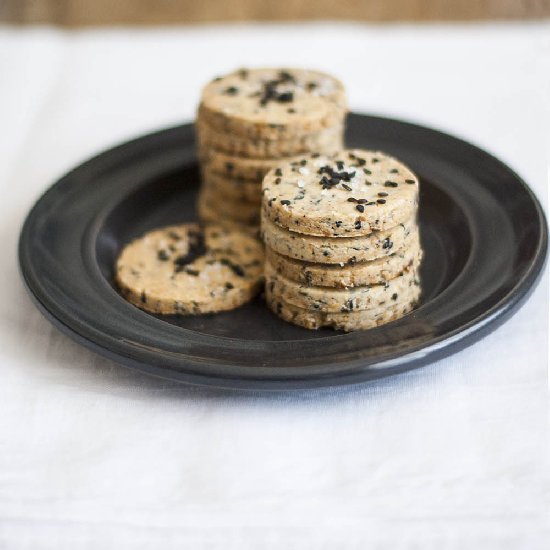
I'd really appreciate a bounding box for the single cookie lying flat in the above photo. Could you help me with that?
[116,224,263,315]
[198,68,348,139]
[265,284,420,332]
[261,211,418,264]
[266,232,422,288]
[262,150,419,237]
[265,260,420,313]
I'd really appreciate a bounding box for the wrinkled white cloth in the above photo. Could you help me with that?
[0,23,548,549]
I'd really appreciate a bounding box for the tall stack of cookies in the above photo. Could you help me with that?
[262,149,422,331]
[195,68,348,230]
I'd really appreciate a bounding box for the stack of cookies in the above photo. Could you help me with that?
[195,68,348,230]
[262,149,423,331]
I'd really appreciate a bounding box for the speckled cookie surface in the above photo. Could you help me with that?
[198,183,261,225]
[116,224,263,315]
[262,212,417,264]
[266,233,422,288]
[201,168,262,203]
[198,147,305,182]
[265,285,420,331]
[265,260,420,313]
[196,120,344,159]
[262,150,419,237]
[198,68,347,139]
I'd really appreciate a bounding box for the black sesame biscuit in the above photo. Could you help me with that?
[197,183,261,226]
[198,147,308,182]
[116,224,264,315]
[196,119,344,159]
[261,212,418,264]
[261,149,419,237]
[265,284,420,331]
[266,233,422,288]
[201,167,263,203]
[264,260,420,313]
[198,68,348,140]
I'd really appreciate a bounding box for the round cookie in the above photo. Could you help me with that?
[262,149,419,237]
[198,183,261,225]
[265,285,420,332]
[201,167,262,203]
[198,68,348,140]
[265,260,420,313]
[266,233,423,288]
[261,212,418,264]
[116,224,264,315]
[198,147,306,182]
[196,119,344,159]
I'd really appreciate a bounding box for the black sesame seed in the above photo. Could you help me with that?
[377,199,386,204]
[355,221,362,229]
[382,238,393,250]
[275,168,283,176]
[363,168,372,175]
[225,282,234,290]
[356,198,368,204]
[224,86,239,95]
[342,184,352,191]
[384,181,399,187]
[356,158,366,166]
[280,200,291,205]
[356,204,365,213]
[335,221,343,227]
[392,293,398,300]
[287,108,296,114]
[347,197,357,203]
[378,192,388,197]
[390,168,399,174]
[405,179,415,184]
[157,249,170,261]
[277,91,294,103]
[336,161,345,170]
[185,268,200,276]
[231,264,245,277]
[275,177,281,185]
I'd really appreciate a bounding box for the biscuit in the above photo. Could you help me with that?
[265,285,420,331]
[116,224,264,315]
[198,183,260,226]
[196,119,344,159]
[201,167,262,203]
[266,233,422,288]
[262,150,419,237]
[265,259,420,313]
[198,68,348,140]
[198,147,304,182]
[261,212,417,264]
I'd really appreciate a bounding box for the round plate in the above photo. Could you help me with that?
[19,114,547,390]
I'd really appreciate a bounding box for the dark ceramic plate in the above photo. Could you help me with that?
[19,114,547,390]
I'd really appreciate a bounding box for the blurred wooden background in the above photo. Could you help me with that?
[2,0,549,25]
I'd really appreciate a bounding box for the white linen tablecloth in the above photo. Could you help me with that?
[0,22,548,549]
